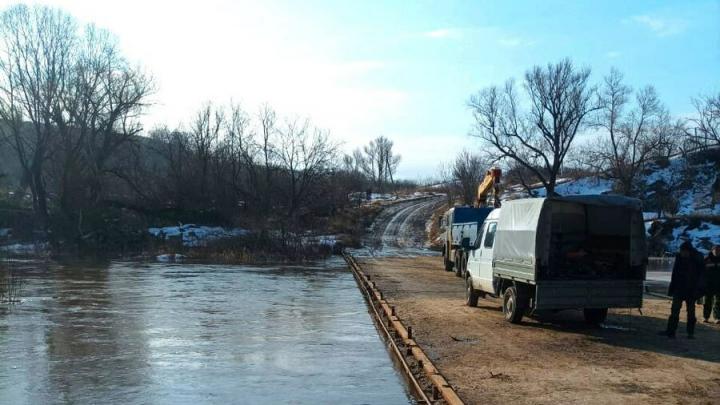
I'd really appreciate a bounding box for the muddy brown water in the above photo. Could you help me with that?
[0,258,411,404]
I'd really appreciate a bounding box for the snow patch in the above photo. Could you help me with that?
[643,212,660,221]
[369,193,396,201]
[535,177,614,197]
[301,235,338,247]
[148,224,250,247]
[156,253,186,262]
[0,242,49,255]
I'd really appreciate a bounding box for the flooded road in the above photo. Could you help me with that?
[0,259,411,404]
[361,196,445,257]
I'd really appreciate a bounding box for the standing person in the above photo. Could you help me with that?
[660,240,705,339]
[703,245,720,324]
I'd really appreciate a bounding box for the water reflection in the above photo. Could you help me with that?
[0,261,23,304]
[0,260,410,404]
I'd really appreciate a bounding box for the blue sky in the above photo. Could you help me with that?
[8,0,720,179]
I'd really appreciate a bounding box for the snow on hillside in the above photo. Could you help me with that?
[645,159,720,216]
[666,221,720,254]
[642,151,720,253]
[535,177,614,197]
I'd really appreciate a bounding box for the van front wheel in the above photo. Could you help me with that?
[466,277,480,307]
[503,286,526,324]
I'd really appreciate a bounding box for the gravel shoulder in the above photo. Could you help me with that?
[358,255,720,405]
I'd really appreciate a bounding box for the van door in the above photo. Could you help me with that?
[477,221,497,293]
[466,223,486,281]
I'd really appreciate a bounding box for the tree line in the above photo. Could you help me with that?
[452,58,719,201]
[0,4,403,248]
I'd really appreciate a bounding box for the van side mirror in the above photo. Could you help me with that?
[461,237,471,249]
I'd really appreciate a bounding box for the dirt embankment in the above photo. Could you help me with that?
[358,255,720,405]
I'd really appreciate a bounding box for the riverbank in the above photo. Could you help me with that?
[355,255,720,405]
[0,195,407,264]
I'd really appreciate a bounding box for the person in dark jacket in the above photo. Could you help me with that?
[703,245,720,323]
[660,240,705,338]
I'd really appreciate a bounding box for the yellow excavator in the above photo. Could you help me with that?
[475,167,502,208]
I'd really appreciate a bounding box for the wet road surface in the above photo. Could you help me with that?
[0,259,411,404]
[361,197,445,257]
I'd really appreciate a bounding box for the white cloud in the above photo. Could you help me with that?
[605,51,621,59]
[497,36,536,48]
[422,28,461,39]
[630,15,686,37]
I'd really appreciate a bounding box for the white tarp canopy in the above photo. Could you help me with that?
[495,198,548,267]
[494,196,646,268]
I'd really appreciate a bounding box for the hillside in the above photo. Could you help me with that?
[510,149,720,254]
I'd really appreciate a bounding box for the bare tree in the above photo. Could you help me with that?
[149,126,192,207]
[585,69,671,195]
[189,102,224,196]
[0,5,76,229]
[504,158,541,197]
[437,162,458,208]
[358,135,401,193]
[452,150,485,205]
[341,153,355,172]
[275,118,338,220]
[468,59,598,196]
[220,102,256,207]
[0,4,153,231]
[257,104,277,213]
[62,26,153,209]
[690,92,720,148]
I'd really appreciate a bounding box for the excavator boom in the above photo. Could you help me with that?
[475,167,502,208]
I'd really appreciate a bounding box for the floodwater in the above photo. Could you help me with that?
[0,258,411,404]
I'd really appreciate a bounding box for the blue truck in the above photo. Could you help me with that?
[440,206,494,277]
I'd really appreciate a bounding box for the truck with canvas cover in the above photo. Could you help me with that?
[465,195,647,324]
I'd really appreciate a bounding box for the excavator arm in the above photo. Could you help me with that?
[475,167,502,208]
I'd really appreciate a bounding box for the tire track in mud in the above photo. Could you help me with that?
[364,196,445,255]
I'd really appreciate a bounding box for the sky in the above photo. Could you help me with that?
[5,0,720,179]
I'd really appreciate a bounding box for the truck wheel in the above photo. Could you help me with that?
[443,247,453,272]
[452,251,461,276]
[455,251,464,278]
[466,277,480,307]
[503,286,526,324]
[583,308,608,325]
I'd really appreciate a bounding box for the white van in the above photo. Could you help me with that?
[465,195,647,324]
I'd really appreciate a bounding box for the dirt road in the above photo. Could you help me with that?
[357,255,720,405]
[362,196,445,254]
[356,200,720,404]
